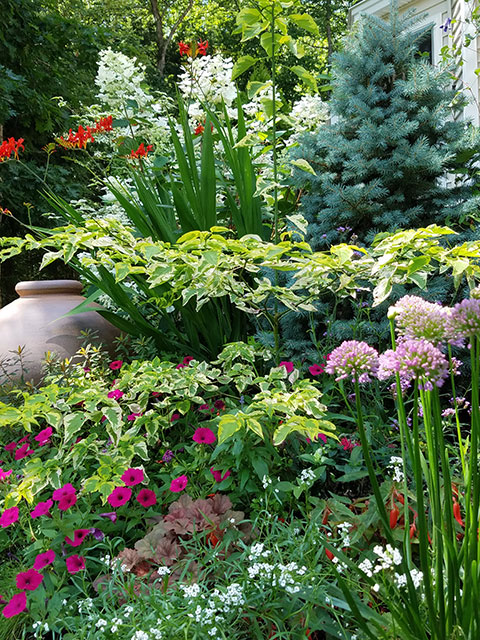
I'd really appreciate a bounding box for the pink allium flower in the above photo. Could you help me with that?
[448,298,480,346]
[30,499,53,519]
[4,442,17,452]
[389,295,450,346]
[121,468,144,486]
[0,468,12,481]
[109,360,123,370]
[34,427,53,445]
[107,486,132,507]
[210,467,231,483]
[378,339,449,391]
[214,400,226,410]
[0,506,19,528]
[192,427,216,445]
[65,529,90,547]
[52,483,76,501]
[15,569,43,591]
[14,444,34,460]
[170,474,188,492]
[136,488,157,507]
[107,389,124,400]
[66,555,85,574]
[99,511,117,522]
[326,340,379,383]
[58,493,77,511]
[33,550,55,571]
[170,413,181,422]
[126,412,142,421]
[279,361,294,373]
[309,364,324,376]
[2,592,26,618]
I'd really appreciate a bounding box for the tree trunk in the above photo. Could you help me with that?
[150,0,166,73]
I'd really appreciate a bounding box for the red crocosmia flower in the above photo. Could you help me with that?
[308,364,324,376]
[0,468,12,481]
[178,41,192,56]
[109,360,123,370]
[33,550,55,571]
[30,499,53,519]
[93,115,113,133]
[66,555,85,574]
[121,468,144,486]
[59,125,95,150]
[279,361,294,373]
[194,124,205,136]
[170,413,180,422]
[52,483,76,501]
[65,529,90,547]
[14,443,34,460]
[4,442,17,452]
[136,489,157,507]
[196,39,208,55]
[130,143,153,159]
[58,493,77,511]
[192,427,216,445]
[210,467,231,483]
[169,474,188,493]
[0,137,25,163]
[16,569,43,591]
[107,389,124,400]
[2,591,26,618]
[0,506,19,528]
[107,486,132,507]
[214,400,226,410]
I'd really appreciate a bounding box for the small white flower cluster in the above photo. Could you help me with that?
[156,566,171,577]
[394,568,423,589]
[299,467,316,488]
[96,48,151,111]
[387,456,405,483]
[284,94,329,147]
[96,619,108,629]
[373,544,403,570]
[358,545,423,592]
[32,621,49,638]
[337,521,351,547]
[331,556,348,573]
[262,475,272,489]
[188,582,244,639]
[110,617,123,633]
[247,559,307,593]
[181,583,202,598]
[131,632,150,640]
[249,542,271,560]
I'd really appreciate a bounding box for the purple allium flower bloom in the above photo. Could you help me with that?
[378,339,449,391]
[388,295,450,346]
[325,340,379,383]
[162,449,174,463]
[448,298,480,346]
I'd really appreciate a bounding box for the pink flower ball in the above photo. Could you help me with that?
[107,389,124,400]
[58,493,77,511]
[52,483,76,501]
[210,467,231,483]
[30,499,53,519]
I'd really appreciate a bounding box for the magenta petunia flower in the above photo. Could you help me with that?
[16,569,43,591]
[176,363,185,369]
[34,427,53,445]
[198,404,210,411]
[2,591,26,618]
[151,391,161,397]
[18,435,30,444]
[30,499,53,519]
[279,361,294,373]
[183,356,194,364]
[326,340,379,384]
[192,427,216,445]
[107,486,132,507]
[136,489,157,507]
[58,493,77,511]
[99,511,117,522]
[33,550,55,571]
[0,506,19,528]
[52,483,76,501]
[170,474,188,493]
[214,400,226,410]
[126,412,142,421]
[109,360,123,370]
[0,468,12,481]
[210,467,231,483]
[341,437,359,452]
[170,413,180,422]
[66,555,85,574]
[121,468,144,486]
[65,529,90,547]
[4,442,17,452]
[308,364,324,376]
[107,389,124,400]
[14,444,34,460]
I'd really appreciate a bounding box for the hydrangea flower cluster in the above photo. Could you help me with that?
[378,338,449,391]
[325,340,379,383]
[388,295,450,346]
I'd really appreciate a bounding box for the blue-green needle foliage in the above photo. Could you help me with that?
[292,4,480,250]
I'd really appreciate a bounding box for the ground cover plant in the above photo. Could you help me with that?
[1,1,480,638]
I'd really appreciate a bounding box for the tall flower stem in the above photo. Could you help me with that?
[448,343,466,476]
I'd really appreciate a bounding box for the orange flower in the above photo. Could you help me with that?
[179,41,192,56]
[197,39,208,56]
[0,137,24,162]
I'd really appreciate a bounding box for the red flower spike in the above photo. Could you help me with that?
[0,137,24,162]
[409,523,416,539]
[325,548,334,561]
[196,40,208,55]
[389,506,399,529]
[179,41,192,56]
[194,124,204,136]
[453,501,464,527]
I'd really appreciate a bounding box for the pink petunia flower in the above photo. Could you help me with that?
[198,404,210,411]
[33,550,55,571]
[2,592,26,618]
[308,364,324,376]
[170,413,180,422]
[107,486,132,507]
[121,468,144,486]
[66,555,85,574]
[136,489,157,507]
[0,506,19,528]
[58,493,77,511]
[65,529,90,547]
[30,499,53,519]
[175,363,185,369]
[151,391,161,397]
[107,389,124,400]
[279,361,294,373]
[126,412,142,421]
[4,442,17,452]
[99,511,117,522]
[210,467,231,483]
[16,569,43,591]
[169,475,188,493]
[214,400,226,410]
[52,483,76,501]
[183,356,194,364]
[0,468,13,481]
[341,437,359,453]
[109,360,123,370]
[18,436,30,444]
[34,427,53,445]
[14,444,34,460]
[192,427,216,445]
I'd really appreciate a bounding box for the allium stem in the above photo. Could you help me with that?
[448,343,466,476]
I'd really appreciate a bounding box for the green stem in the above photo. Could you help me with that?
[448,343,466,477]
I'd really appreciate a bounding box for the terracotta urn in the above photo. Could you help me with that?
[0,280,120,384]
